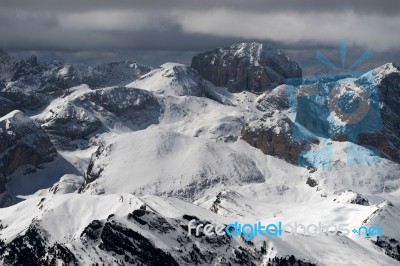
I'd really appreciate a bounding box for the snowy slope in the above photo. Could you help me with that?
[83,128,266,198]
[128,63,230,104]
[0,193,399,265]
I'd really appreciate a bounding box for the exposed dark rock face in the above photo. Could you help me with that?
[266,256,317,266]
[0,224,47,266]
[99,220,179,266]
[241,114,319,164]
[191,43,302,93]
[0,111,58,206]
[0,111,56,174]
[84,141,108,186]
[0,111,56,194]
[357,132,400,163]
[80,220,103,241]
[306,177,318,187]
[0,224,78,266]
[241,84,321,164]
[374,236,400,262]
[256,84,291,112]
[0,49,18,81]
[0,97,18,118]
[37,243,79,266]
[356,64,400,163]
[333,190,370,206]
[350,195,369,205]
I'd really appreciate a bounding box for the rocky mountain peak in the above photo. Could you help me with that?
[0,49,18,80]
[0,110,56,204]
[26,55,38,66]
[191,42,302,93]
[0,49,10,59]
[374,62,399,76]
[0,110,56,166]
[357,62,400,85]
[225,42,284,63]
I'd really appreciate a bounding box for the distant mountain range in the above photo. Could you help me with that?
[0,43,400,265]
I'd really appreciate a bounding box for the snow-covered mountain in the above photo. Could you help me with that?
[34,85,162,149]
[1,53,151,111]
[0,45,400,265]
[128,63,230,104]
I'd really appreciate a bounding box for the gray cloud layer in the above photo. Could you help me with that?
[2,0,400,14]
[1,0,399,67]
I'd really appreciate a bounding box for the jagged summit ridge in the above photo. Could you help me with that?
[0,50,152,110]
[0,50,18,81]
[129,62,229,104]
[191,42,302,93]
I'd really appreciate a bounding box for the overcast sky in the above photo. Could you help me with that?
[1,0,399,70]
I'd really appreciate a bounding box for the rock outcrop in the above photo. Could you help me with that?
[0,96,18,118]
[0,49,18,81]
[36,86,162,147]
[0,111,57,194]
[242,84,319,164]
[241,113,319,164]
[191,42,302,93]
[357,63,400,163]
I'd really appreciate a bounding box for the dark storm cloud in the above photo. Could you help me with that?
[1,0,399,67]
[0,14,244,52]
[1,0,399,15]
